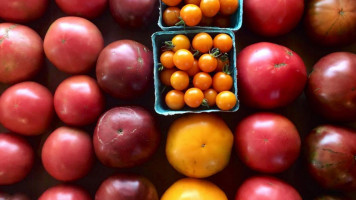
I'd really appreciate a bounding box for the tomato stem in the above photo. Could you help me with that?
[210,48,221,58]
[175,17,186,27]
[202,99,209,108]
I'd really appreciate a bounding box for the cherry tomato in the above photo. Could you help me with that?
[184,88,204,108]
[213,14,231,27]
[213,72,233,92]
[185,0,201,5]
[163,7,181,26]
[162,0,182,6]
[171,34,191,52]
[170,71,190,90]
[160,51,175,69]
[160,68,177,86]
[185,59,200,76]
[213,33,233,53]
[192,32,213,53]
[165,90,185,110]
[199,16,214,26]
[193,72,212,90]
[173,49,194,70]
[200,0,220,17]
[180,4,202,26]
[216,56,230,72]
[204,88,217,107]
[198,54,218,72]
[219,0,238,15]
[216,91,236,110]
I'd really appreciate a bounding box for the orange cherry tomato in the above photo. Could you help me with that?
[184,88,204,108]
[180,4,202,26]
[219,0,238,15]
[192,32,213,53]
[216,91,236,110]
[198,53,217,72]
[216,56,230,72]
[160,68,177,86]
[170,70,190,90]
[173,49,194,71]
[213,33,233,53]
[165,90,185,110]
[162,0,182,6]
[199,16,214,26]
[160,51,175,69]
[184,0,201,5]
[193,72,212,90]
[163,7,181,26]
[204,88,217,107]
[171,34,191,52]
[212,72,233,92]
[185,59,200,76]
[213,14,231,27]
[200,0,220,17]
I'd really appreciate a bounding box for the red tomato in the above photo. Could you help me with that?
[235,113,301,173]
[0,192,30,200]
[0,133,34,185]
[0,82,53,136]
[38,185,91,200]
[41,127,94,181]
[0,0,48,22]
[44,16,104,74]
[54,75,105,126]
[244,0,304,36]
[235,176,302,200]
[55,0,107,19]
[237,42,307,109]
[305,0,356,46]
[306,52,356,122]
[0,23,43,84]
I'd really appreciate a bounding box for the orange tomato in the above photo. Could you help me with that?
[171,34,190,52]
[203,88,217,106]
[199,15,214,26]
[212,71,233,92]
[184,88,204,108]
[165,113,234,178]
[180,4,202,26]
[198,53,217,72]
[216,56,230,72]
[213,14,231,27]
[163,7,181,26]
[193,72,212,90]
[165,90,185,110]
[192,32,213,53]
[170,70,190,90]
[162,0,182,6]
[185,59,200,76]
[200,0,220,17]
[213,33,233,53]
[184,0,201,5]
[173,49,194,70]
[160,51,175,69]
[216,91,236,110]
[159,68,177,86]
[219,0,238,15]
[161,178,228,200]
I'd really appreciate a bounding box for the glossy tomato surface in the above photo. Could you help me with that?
[0,0,48,22]
[38,185,91,200]
[55,0,107,19]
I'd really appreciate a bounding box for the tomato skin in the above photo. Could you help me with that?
[165,90,185,110]
[216,91,236,110]
[163,7,181,26]
[198,54,217,72]
[184,88,204,108]
[193,72,212,90]
[200,0,220,17]
[39,185,91,200]
[219,0,238,15]
[160,68,177,86]
[237,42,307,109]
[212,72,233,92]
[180,4,202,26]
[170,71,190,90]
[173,49,194,71]
[0,0,48,22]
[44,16,104,74]
[185,59,200,76]
[0,133,34,185]
[0,23,44,84]
[171,34,191,52]
[203,88,217,106]
[55,0,107,19]
[162,0,182,6]
[160,51,175,69]
[192,32,213,53]
[213,33,232,53]
[305,0,356,46]
[0,82,54,136]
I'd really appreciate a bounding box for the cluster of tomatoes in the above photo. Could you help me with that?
[162,0,239,27]
[159,32,237,111]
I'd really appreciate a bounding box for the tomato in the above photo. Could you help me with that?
[193,72,212,90]
[0,0,48,23]
[165,90,185,110]
[180,4,202,26]
[305,0,356,46]
[0,23,43,84]
[235,113,301,173]
[39,185,91,200]
[198,54,217,72]
[216,91,236,110]
[0,82,53,136]
[306,52,356,121]
[171,34,191,52]
[161,178,228,200]
[0,133,34,185]
[41,127,94,181]
[54,75,105,126]
[160,51,175,69]
[199,16,214,26]
[244,0,304,36]
[44,16,104,74]
[55,0,107,19]
[213,14,231,27]
[200,0,220,17]
[162,0,182,6]
[237,42,307,109]
[213,33,232,53]
[203,88,217,107]
[0,192,30,200]
[160,68,177,86]
[216,56,230,72]
[166,113,233,178]
[219,0,238,15]
[184,88,204,108]
[185,0,201,5]
[163,7,181,26]
[170,71,190,90]
[212,72,233,92]
[173,49,194,70]
[192,32,213,53]
[185,59,200,76]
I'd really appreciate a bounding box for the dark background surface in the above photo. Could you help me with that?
[0,0,356,199]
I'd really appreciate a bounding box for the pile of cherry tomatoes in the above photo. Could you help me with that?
[158,32,237,111]
[162,0,239,27]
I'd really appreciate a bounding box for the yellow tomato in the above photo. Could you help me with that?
[166,113,233,178]
[161,178,228,200]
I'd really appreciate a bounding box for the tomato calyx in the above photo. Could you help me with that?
[163,41,175,51]
[175,17,186,27]
[209,48,221,58]
[202,98,210,108]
